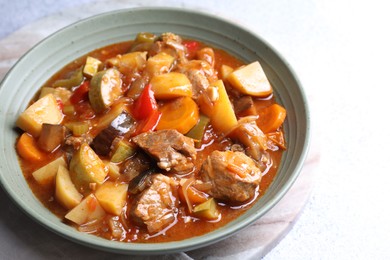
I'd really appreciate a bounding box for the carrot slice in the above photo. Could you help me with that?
[16,133,46,162]
[257,104,287,133]
[178,184,208,206]
[187,186,208,204]
[156,96,199,134]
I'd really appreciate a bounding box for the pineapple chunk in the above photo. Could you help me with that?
[95,181,128,215]
[16,94,63,137]
[69,143,108,193]
[32,156,66,186]
[150,72,192,99]
[55,165,82,210]
[65,194,106,225]
[227,61,273,97]
[209,80,237,134]
[146,52,175,76]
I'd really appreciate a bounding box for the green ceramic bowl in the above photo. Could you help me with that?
[0,7,310,255]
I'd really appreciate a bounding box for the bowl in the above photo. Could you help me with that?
[0,7,310,255]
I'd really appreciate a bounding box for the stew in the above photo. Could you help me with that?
[15,32,287,242]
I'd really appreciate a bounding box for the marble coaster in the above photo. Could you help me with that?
[0,1,318,259]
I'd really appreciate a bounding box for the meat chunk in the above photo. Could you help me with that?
[132,129,196,173]
[234,95,257,117]
[200,150,261,202]
[178,60,218,99]
[150,33,218,99]
[149,32,187,64]
[196,47,215,67]
[185,69,209,99]
[131,174,178,233]
[64,134,93,150]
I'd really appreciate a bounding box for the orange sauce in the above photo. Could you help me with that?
[18,39,284,243]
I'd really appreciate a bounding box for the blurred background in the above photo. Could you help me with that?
[1,0,389,259]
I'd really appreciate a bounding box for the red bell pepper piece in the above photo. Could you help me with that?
[132,84,162,135]
[183,40,200,58]
[132,84,158,120]
[184,40,200,53]
[134,110,162,136]
[70,81,90,104]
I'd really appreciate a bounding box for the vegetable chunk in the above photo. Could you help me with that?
[52,68,83,89]
[220,64,233,81]
[16,94,63,137]
[193,198,219,220]
[91,110,135,156]
[65,194,106,225]
[89,68,122,113]
[209,80,237,134]
[95,181,128,215]
[146,52,175,76]
[157,96,199,134]
[14,32,287,243]
[83,56,102,77]
[37,123,66,152]
[110,140,136,163]
[69,143,108,192]
[257,104,287,133]
[106,52,147,75]
[150,72,192,99]
[186,114,210,142]
[32,156,67,186]
[55,165,83,210]
[16,133,46,162]
[227,61,273,97]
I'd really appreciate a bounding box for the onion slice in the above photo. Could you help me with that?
[180,177,196,213]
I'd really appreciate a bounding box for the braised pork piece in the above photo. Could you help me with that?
[15,32,286,242]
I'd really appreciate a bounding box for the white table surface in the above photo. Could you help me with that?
[1,0,390,259]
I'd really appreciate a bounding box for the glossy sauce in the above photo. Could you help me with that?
[18,39,284,243]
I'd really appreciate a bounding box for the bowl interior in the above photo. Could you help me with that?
[0,7,310,254]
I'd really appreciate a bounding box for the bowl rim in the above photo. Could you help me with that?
[0,6,311,255]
